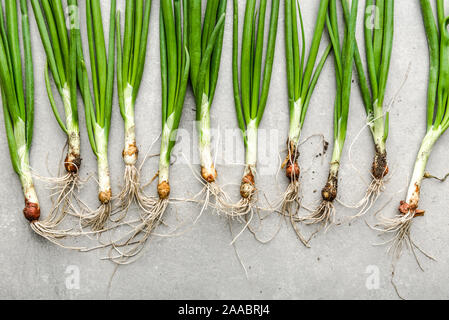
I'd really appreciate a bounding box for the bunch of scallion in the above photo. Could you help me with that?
[104,0,190,264]
[352,0,394,217]
[376,0,449,261]
[186,0,227,212]
[300,0,358,230]
[231,0,280,218]
[75,0,116,231]
[280,0,331,235]
[0,0,39,223]
[30,0,82,238]
[115,0,153,217]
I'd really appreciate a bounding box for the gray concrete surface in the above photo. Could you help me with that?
[1,0,449,300]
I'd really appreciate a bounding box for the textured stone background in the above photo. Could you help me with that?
[1,0,448,300]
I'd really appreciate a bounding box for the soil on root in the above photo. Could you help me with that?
[372,148,389,180]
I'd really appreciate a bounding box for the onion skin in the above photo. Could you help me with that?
[201,165,218,184]
[321,174,338,202]
[240,171,255,199]
[398,184,425,217]
[23,200,40,222]
[158,181,170,200]
[99,190,112,204]
[64,154,81,174]
[284,140,300,181]
[286,163,300,181]
[123,143,139,166]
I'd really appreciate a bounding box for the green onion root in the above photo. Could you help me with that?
[232,121,258,220]
[277,138,301,218]
[115,85,142,217]
[104,137,171,264]
[301,145,340,229]
[376,128,440,258]
[193,97,233,217]
[353,143,389,218]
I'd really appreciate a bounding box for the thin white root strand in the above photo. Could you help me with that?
[80,202,112,232]
[300,200,336,232]
[424,171,449,182]
[228,219,249,279]
[349,177,386,220]
[112,164,140,222]
[372,211,436,269]
[191,181,233,222]
[113,135,161,220]
[31,172,86,241]
[178,151,235,220]
[271,181,309,247]
[103,198,169,265]
[224,194,256,220]
[276,181,300,217]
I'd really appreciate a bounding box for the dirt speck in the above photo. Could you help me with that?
[323,141,329,154]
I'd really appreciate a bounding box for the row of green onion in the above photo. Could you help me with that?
[2,0,449,266]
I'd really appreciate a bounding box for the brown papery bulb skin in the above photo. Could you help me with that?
[23,200,40,222]
[158,181,171,200]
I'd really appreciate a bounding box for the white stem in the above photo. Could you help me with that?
[159,159,170,184]
[123,83,137,166]
[405,127,442,206]
[95,125,111,195]
[198,94,213,171]
[15,119,38,204]
[288,99,302,145]
[372,99,386,153]
[159,113,175,183]
[245,119,258,169]
[62,84,80,160]
[330,138,343,176]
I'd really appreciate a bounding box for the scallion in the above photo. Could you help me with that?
[76,0,116,231]
[30,0,82,238]
[0,0,39,222]
[376,0,449,260]
[352,0,394,217]
[186,0,228,211]
[115,0,153,216]
[300,0,358,230]
[230,0,280,217]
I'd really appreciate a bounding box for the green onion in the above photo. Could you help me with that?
[115,0,152,215]
[186,0,227,208]
[232,0,280,214]
[0,0,39,222]
[30,0,84,238]
[301,0,358,229]
[75,0,116,231]
[157,0,190,200]
[377,0,449,260]
[280,0,331,221]
[352,0,394,216]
